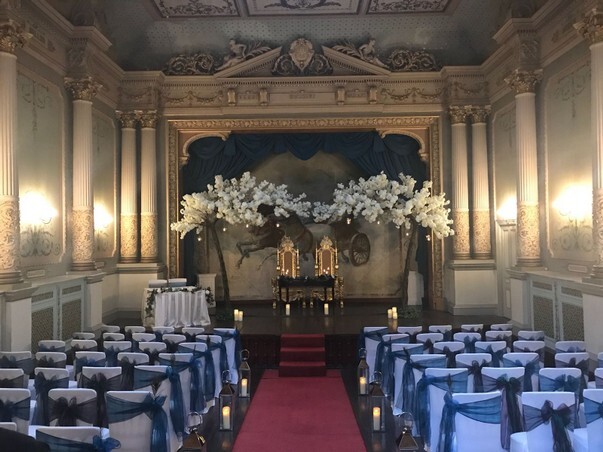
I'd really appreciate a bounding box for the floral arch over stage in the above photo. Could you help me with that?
[167,115,446,310]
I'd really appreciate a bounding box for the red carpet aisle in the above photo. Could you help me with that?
[279,334,326,377]
[232,369,365,452]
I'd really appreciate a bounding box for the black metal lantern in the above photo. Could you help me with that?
[369,372,386,432]
[238,349,251,398]
[396,412,419,451]
[181,411,207,451]
[219,371,236,431]
[357,348,370,396]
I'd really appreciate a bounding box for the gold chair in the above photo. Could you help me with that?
[276,236,300,277]
[314,236,343,301]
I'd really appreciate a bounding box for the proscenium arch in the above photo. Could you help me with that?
[167,116,444,310]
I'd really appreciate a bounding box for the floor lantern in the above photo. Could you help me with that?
[396,412,419,451]
[369,371,386,432]
[238,349,251,398]
[219,371,236,431]
[357,348,369,396]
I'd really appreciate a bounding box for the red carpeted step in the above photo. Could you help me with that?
[278,361,327,377]
[280,346,325,362]
[280,334,324,348]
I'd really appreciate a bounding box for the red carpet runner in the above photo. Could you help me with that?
[279,334,326,377]
[232,369,365,452]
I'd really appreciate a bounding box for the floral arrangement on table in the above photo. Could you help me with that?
[144,286,205,321]
[312,172,454,307]
[171,172,311,312]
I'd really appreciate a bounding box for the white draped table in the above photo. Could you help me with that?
[142,287,211,328]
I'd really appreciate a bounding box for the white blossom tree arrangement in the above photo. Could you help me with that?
[313,172,454,307]
[171,172,311,313]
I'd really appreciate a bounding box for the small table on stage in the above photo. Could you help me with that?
[143,287,211,328]
[277,276,335,303]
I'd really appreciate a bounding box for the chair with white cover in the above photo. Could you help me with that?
[72,332,96,341]
[181,327,205,343]
[132,333,156,352]
[454,332,482,354]
[513,340,545,365]
[35,352,67,370]
[461,324,483,335]
[37,341,66,353]
[124,326,146,339]
[396,326,422,343]
[593,368,603,389]
[486,330,512,351]
[482,367,525,450]
[502,352,540,391]
[102,333,125,342]
[417,332,444,354]
[555,340,586,353]
[438,391,504,452]
[133,365,183,450]
[475,341,507,367]
[148,279,168,288]
[0,369,26,389]
[0,388,30,434]
[100,325,121,334]
[116,352,149,391]
[157,353,196,418]
[429,325,452,341]
[539,367,582,427]
[68,340,98,368]
[178,342,215,412]
[47,388,96,427]
[0,422,16,430]
[138,342,167,365]
[455,353,492,393]
[212,328,242,384]
[555,352,589,399]
[598,353,603,368]
[196,335,228,398]
[573,388,603,452]
[358,327,388,378]
[73,352,106,382]
[433,341,465,368]
[0,352,35,386]
[35,426,118,452]
[517,330,545,341]
[420,367,468,450]
[107,390,171,452]
[375,333,409,396]
[490,324,513,332]
[510,392,576,452]
[31,368,70,426]
[391,343,425,416]
[103,341,131,367]
[79,367,122,427]
[163,334,187,354]
[152,326,175,341]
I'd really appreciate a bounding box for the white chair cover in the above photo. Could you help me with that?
[212,328,241,384]
[102,333,125,341]
[433,341,465,368]
[455,353,492,392]
[502,352,540,391]
[391,343,425,416]
[35,426,105,451]
[80,367,122,427]
[152,326,175,339]
[148,279,168,288]
[517,330,545,341]
[37,341,66,353]
[197,335,225,398]
[428,325,452,340]
[0,352,34,388]
[555,352,590,395]
[0,388,30,434]
[594,368,603,389]
[72,332,96,341]
[461,324,483,334]
[103,341,132,367]
[490,324,513,331]
[0,368,25,389]
[70,340,97,352]
[157,353,194,418]
[555,340,586,353]
[475,341,507,368]
[416,332,444,354]
[138,342,167,365]
[177,342,213,413]
[598,353,603,369]
[396,326,423,342]
[162,334,187,354]
[360,327,388,379]
[0,422,16,430]
[485,330,512,351]
[452,392,505,452]
[73,352,106,381]
[513,340,545,364]
[132,333,156,344]
[453,332,482,353]
[181,327,205,341]
[410,353,447,440]
[573,388,603,452]
[539,367,582,428]
[125,326,146,335]
[510,392,576,452]
[101,325,121,334]
[375,333,409,397]
[47,388,96,426]
[35,352,67,369]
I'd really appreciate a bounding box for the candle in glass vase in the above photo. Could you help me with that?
[222,406,231,430]
[240,378,248,397]
[372,407,381,431]
[359,376,367,395]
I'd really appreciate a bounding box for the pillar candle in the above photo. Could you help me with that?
[359,376,367,395]
[234,309,239,320]
[391,306,397,315]
[240,378,248,397]
[222,406,231,429]
[372,407,381,431]
[238,311,244,321]
[324,303,329,315]
[387,309,392,319]
[392,312,398,320]
[285,303,290,316]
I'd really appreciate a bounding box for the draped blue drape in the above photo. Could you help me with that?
[182,132,428,288]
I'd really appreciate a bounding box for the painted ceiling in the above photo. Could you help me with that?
[45,0,543,72]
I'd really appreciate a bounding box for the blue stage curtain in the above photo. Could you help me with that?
[182,132,427,287]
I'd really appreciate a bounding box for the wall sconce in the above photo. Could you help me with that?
[496,197,517,228]
[552,185,593,251]
[94,204,113,252]
[19,192,58,257]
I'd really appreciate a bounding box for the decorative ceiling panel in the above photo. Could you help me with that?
[152,0,240,17]
[246,0,361,16]
[367,0,451,14]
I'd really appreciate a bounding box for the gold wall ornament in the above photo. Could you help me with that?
[575,9,603,45]
[504,69,543,95]
[64,76,101,101]
[517,203,541,266]
[472,210,492,259]
[452,210,471,259]
[120,213,138,263]
[0,197,21,278]
[466,105,491,123]
[160,90,224,107]
[115,110,139,129]
[448,106,468,124]
[381,87,443,103]
[139,110,159,129]
[0,19,32,54]
[71,208,95,270]
[141,213,158,262]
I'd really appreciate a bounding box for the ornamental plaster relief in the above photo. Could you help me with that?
[472,210,492,258]
[452,210,470,258]
[120,214,138,262]
[594,189,603,264]
[141,213,158,262]
[0,197,21,273]
[71,208,94,266]
[517,203,541,264]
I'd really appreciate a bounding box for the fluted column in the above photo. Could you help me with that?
[576,9,603,278]
[140,110,159,263]
[505,69,543,267]
[117,111,139,263]
[468,106,492,259]
[0,21,30,284]
[449,106,471,259]
[65,77,101,271]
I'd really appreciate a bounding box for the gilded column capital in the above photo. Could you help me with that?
[64,76,101,101]
[504,69,543,95]
[575,9,603,45]
[448,106,468,125]
[139,110,159,129]
[116,110,140,129]
[0,19,31,54]
[466,105,491,124]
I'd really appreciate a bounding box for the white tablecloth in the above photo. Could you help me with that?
[143,287,211,328]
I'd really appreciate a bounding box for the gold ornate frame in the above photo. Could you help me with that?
[167,115,444,309]
[276,236,300,277]
[315,236,338,277]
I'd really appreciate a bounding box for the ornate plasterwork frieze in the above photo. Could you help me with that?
[272,38,332,76]
[151,0,239,17]
[517,203,541,266]
[0,19,31,53]
[466,105,491,123]
[367,0,450,14]
[160,90,224,108]
[448,106,467,124]
[381,86,443,103]
[139,110,159,129]
[504,68,543,94]
[115,110,139,129]
[64,76,101,101]
[575,8,603,44]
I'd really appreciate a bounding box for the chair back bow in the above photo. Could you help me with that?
[555,358,588,401]
[32,373,69,425]
[476,344,505,367]
[38,344,66,353]
[375,336,410,396]
[80,372,122,427]
[461,360,488,393]
[524,400,574,452]
[584,397,603,424]
[0,355,34,375]
[158,355,204,413]
[462,336,478,353]
[49,396,97,426]
[440,347,461,369]
[422,339,435,354]
[104,346,130,367]
[213,329,243,371]
[36,356,66,369]
[207,341,229,375]
[0,374,23,389]
[75,357,106,377]
[358,328,388,354]
[36,430,121,452]
[502,356,539,391]
[0,396,30,422]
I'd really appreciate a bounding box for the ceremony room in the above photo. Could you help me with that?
[2,0,603,450]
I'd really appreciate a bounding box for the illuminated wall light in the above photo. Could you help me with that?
[553,185,592,221]
[94,205,113,231]
[496,197,517,223]
[20,192,58,226]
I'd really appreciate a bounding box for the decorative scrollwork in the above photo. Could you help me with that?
[20,225,60,258]
[272,38,332,76]
[164,52,216,75]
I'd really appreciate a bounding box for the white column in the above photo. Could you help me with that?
[117,111,139,263]
[505,69,542,267]
[449,106,471,259]
[469,106,492,259]
[0,21,29,284]
[576,10,603,279]
[140,110,159,263]
[65,77,101,272]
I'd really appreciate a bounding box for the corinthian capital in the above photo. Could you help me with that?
[504,69,543,94]
[64,76,101,101]
[116,110,140,129]
[466,105,491,124]
[139,110,159,129]
[0,19,31,54]
[448,106,468,125]
[575,9,603,44]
